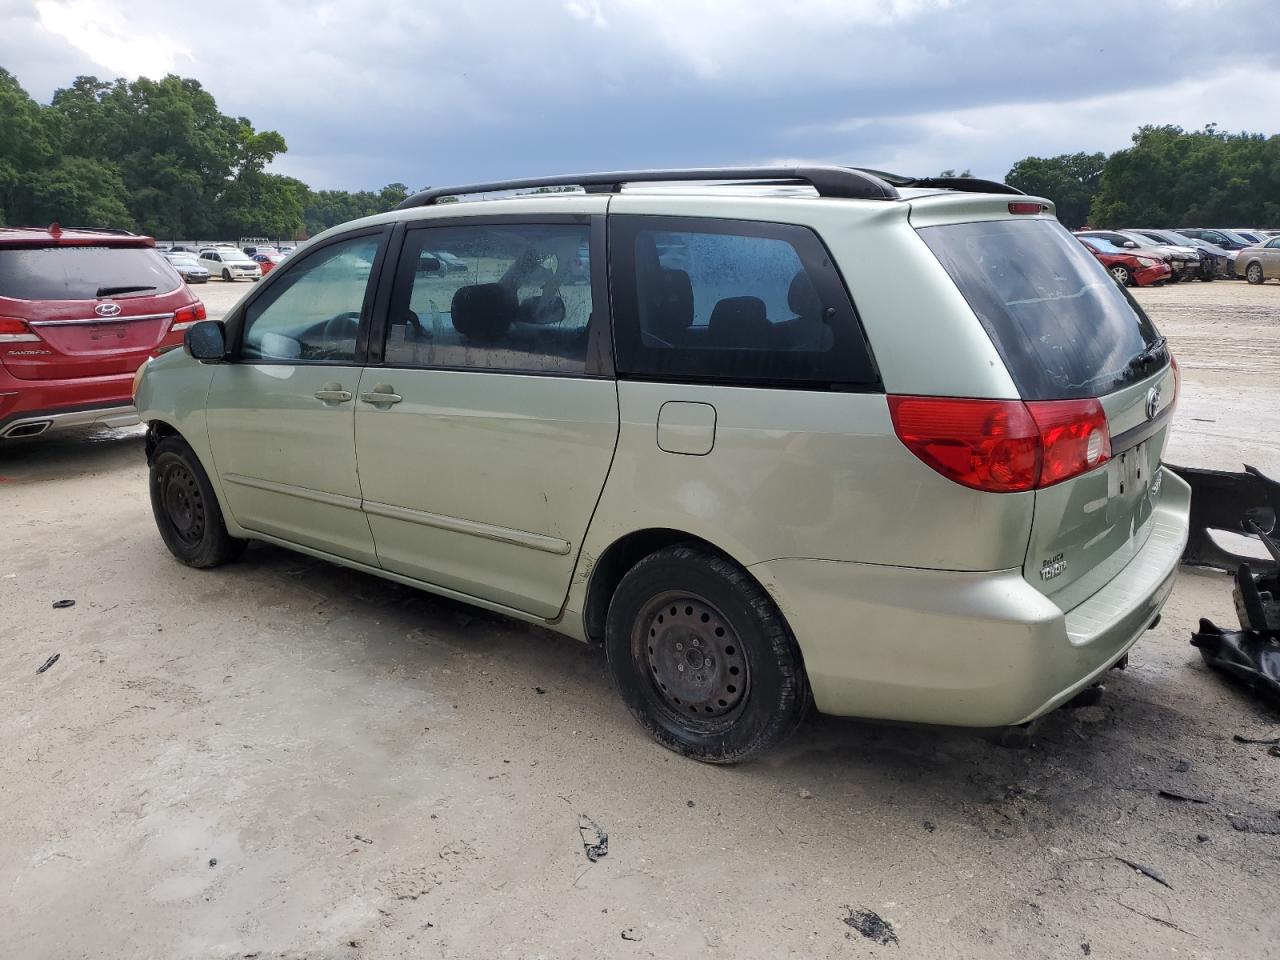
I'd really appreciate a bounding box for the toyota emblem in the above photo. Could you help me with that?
[1145,386,1161,420]
[95,302,121,318]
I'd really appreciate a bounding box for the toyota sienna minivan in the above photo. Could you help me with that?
[134,166,1190,762]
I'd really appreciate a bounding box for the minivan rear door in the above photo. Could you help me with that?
[0,243,186,380]
[918,214,1177,609]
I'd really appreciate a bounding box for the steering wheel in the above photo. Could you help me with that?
[322,311,361,343]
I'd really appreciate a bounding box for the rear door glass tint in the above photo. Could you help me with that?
[919,218,1162,400]
[0,246,181,300]
[610,216,878,388]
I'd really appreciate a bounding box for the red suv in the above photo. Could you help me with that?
[0,225,205,439]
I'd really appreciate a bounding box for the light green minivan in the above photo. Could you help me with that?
[135,167,1190,762]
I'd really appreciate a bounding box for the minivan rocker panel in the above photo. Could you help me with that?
[136,169,1190,762]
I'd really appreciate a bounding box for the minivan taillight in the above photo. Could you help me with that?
[887,395,1111,493]
[0,317,40,342]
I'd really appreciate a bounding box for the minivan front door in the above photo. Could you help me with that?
[353,212,618,619]
[206,229,389,565]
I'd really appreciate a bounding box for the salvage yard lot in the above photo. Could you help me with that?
[2,280,1277,959]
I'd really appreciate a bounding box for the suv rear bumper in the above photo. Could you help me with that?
[749,469,1191,728]
[0,367,140,438]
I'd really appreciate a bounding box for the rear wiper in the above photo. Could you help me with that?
[96,285,156,297]
[1128,335,1168,371]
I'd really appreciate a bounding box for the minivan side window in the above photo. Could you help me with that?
[609,215,878,387]
[240,233,381,363]
[382,222,593,375]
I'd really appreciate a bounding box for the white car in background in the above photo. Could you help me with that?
[198,246,261,282]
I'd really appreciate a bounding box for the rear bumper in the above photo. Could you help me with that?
[750,469,1191,728]
[0,366,140,437]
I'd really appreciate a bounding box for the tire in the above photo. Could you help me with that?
[149,435,247,568]
[1110,265,1133,287]
[222,268,232,282]
[604,544,809,763]
[1246,262,1264,285]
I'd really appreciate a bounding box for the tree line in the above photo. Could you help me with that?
[3,68,1278,237]
[0,68,415,239]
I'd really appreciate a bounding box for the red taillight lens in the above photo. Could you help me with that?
[887,396,1041,492]
[888,395,1112,493]
[171,301,207,330]
[0,316,40,342]
[1026,398,1111,487]
[1008,201,1045,215]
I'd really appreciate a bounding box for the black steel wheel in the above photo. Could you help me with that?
[605,544,809,763]
[149,435,247,567]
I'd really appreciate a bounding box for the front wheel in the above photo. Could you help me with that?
[605,545,809,763]
[1246,262,1265,284]
[222,268,232,282]
[149,435,247,568]
[1110,265,1133,287]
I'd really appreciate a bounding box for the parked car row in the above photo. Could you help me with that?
[159,242,295,281]
[1074,226,1280,285]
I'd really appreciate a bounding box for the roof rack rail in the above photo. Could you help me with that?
[396,166,902,209]
[854,169,1024,196]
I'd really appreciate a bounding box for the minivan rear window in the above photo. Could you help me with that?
[919,219,1162,400]
[0,246,182,301]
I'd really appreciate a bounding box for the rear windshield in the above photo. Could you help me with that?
[919,218,1162,400]
[0,246,181,301]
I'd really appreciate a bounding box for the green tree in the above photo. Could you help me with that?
[1005,152,1107,228]
[27,156,132,227]
[0,67,57,223]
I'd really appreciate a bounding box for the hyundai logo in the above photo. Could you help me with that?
[1145,386,1161,420]
[95,302,121,318]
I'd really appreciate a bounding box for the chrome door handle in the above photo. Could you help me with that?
[359,388,403,405]
[313,389,352,403]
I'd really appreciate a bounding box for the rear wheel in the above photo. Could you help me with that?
[605,545,809,763]
[1246,262,1264,284]
[1110,264,1133,286]
[149,435,246,568]
[222,268,232,282]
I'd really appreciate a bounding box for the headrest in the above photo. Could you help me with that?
[646,267,694,342]
[708,296,769,348]
[451,283,517,340]
[788,271,822,318]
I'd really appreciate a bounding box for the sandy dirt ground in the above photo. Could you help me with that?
[2,278,1278,959]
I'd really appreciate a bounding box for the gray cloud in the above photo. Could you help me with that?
[2,0,1277,189]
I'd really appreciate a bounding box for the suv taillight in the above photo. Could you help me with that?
[171,301,207,331]
[887,395,1111,493]
[0,317,40,342]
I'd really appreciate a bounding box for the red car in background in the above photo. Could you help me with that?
[0,224,205,439]
[251,251,288,275]
[1076,235,1171,287]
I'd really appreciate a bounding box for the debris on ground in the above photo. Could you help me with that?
[923,821,936,833]
[686,800,695,808]
[842,907,899,946]
[534,687,546,695]
[208,858,218,867]
[352,834,373,844]
[1173,463,1280,573]
[620,928,642,942]
[1233,733,1280,745]
[51,599,75,609]
[1228,815,1280,835]
[1115,857,1172,889]
[1158,788,1213,804]
[1172,759,1191,772]
[1192,618,1280,711]
[578,815,608,862]
[36,654,60,674]
[1081,943,1091,956]
[798,788,814,800]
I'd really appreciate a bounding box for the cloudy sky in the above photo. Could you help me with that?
[2,0,1278,191]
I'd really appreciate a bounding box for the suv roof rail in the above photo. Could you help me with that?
[396,166,904,208]
[855,169,1024,196]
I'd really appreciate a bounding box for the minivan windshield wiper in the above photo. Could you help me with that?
[96,284,156,297]
[1128,335,1168,371]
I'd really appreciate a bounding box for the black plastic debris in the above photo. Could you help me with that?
[1192,619,1280,711]
[1173,463,1280,574]
[208,857,218,867]
[1234,733,1280,745]
[1158,788,1212,804]
[620,928,642,942]
[36,654,60,674]
[1229,815,1280,836]
[51,599,75,609]
[842,908,899,946]
[578,814,608,862]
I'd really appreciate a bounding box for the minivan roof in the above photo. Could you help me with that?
[396,166,1024,209]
